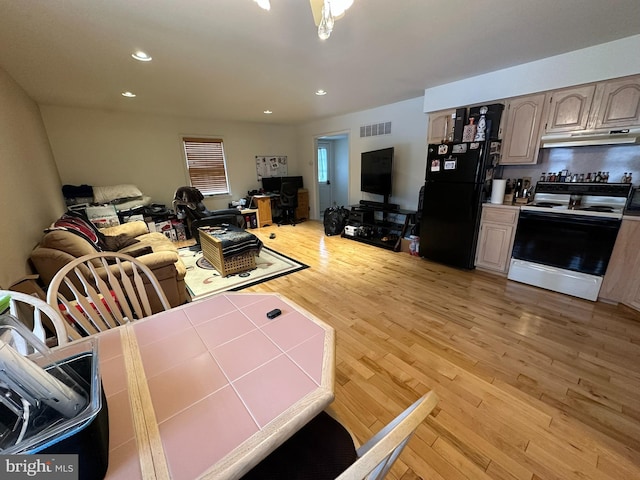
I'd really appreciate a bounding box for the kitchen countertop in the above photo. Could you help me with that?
[623,214,640,221]
[482,203,521,210]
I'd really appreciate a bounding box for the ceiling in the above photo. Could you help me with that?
[1,0,639,125]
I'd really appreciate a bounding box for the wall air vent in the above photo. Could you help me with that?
[360,121,391,138]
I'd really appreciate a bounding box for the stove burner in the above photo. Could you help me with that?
[578,206,614,212]
[532,202,563,208]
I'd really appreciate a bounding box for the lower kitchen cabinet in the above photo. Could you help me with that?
[475,204,520,274]
[600,216,640,311]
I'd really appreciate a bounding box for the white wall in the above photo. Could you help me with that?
[0,68,66,287]
[40,106,300,210]
[297,97,428,216]
[333,137,349,208]
[424,34,640,112]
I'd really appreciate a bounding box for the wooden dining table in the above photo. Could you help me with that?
[93,292,335,480]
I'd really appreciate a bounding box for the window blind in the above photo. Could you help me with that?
[183,138,230,196]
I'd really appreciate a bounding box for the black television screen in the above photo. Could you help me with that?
[361,147,393,197]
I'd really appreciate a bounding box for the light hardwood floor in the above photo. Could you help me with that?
[240,220,640,480]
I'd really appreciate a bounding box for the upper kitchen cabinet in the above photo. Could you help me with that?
[544,75,640,133]
[427,109,456,144]
[499,93,547,165]
[545,84,596,133]
[592,75,640,129]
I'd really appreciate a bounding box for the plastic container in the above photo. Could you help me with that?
[0,315,109,479]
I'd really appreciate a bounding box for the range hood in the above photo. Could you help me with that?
[540,128,640,148]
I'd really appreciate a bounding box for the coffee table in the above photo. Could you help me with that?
[199,226,261,277]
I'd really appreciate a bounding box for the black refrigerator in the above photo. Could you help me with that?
[418,140,500,269]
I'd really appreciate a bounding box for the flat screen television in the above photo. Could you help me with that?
[361,147,394,201]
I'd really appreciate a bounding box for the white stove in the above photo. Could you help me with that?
[508,182,631,301]
[522,192,626,219]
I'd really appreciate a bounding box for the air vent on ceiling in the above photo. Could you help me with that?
[360,121,391,138]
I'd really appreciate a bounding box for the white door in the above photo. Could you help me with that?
[317,141,333,216]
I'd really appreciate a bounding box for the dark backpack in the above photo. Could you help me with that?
[323,206,350,236]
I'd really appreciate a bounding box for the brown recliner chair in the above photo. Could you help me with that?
[172,186,246,243]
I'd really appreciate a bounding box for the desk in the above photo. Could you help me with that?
[99,293,335,479]
[252,189,309,227]
[252,195,274,227]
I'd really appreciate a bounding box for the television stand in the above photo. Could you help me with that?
[359,200,400,211]
[342,204,416,252]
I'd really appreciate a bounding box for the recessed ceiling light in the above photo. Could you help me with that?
[263,110,273,114]
[315,89,327,96]
[121,91,136,98]
[131,51,152,62]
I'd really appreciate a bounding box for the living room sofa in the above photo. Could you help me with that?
[30,220,187,310]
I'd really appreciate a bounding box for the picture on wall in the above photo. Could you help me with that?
[256,156,288,180]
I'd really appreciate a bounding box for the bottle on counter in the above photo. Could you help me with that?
[540,172,546,182]
[578,173,585,182]
[595,171,602,182]
[585,172,591,182]
[603,171,609,182]
[514,179,523,198]
[622,172,629,183]
[629,173,633,184]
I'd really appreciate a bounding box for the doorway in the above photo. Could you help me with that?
[316,134,349,218]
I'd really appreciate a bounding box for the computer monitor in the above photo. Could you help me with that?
[261,176,304,193]
[261,177,282,193]
[281,176,304,189]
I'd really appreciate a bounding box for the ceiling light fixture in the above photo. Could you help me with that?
[263,110,273,114]
[310,0,354,40]
[253,0,354,40]
[315,89,327,96]
[253,0,271,11]
[131,50,152,62]
[121,91,136,98]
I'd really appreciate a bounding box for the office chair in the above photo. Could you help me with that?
[46,252,171,337]
[277,181,299,226]
[241,391,439,480]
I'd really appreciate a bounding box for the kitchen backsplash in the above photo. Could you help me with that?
[501,144,640,186]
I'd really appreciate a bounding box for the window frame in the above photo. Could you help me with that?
[182,137,231,196]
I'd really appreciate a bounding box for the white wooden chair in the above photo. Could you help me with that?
[336,391,439,479]
[46,252,171,337]
[241,391,439,480]
[0,289,72,349]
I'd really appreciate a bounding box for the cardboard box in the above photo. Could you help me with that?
[163,229,177,241]
[172,221,187,241]
[154,220,172,233]
[400,238,411,253]
[86,205,120,228]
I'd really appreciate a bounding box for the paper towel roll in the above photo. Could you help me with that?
[491,179,507,204]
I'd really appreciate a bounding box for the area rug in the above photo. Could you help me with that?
[179,246,308,300]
